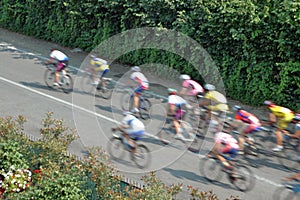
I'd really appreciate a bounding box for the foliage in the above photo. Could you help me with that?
[0,0,299,109]
[0,167,32,194]
[0,114,238,199]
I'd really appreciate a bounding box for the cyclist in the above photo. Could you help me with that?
[264,100,295,151]
[198,84,229,125]
[45,49,69,87]
[167,88,192,141]
[129,66,149,113]
[228,105,261,154]
[89,55,110,90]
[284,112,300,140]
[213,131,239,172]
[179,74,204,100]
[111,111,145,154]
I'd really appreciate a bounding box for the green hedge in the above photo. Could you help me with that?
[0,0,299,110]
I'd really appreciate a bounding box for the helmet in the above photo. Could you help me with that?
[179,74,191,80]
[131,66,141,72]
[122,111,133,116]
[90,55,96,59]
[233,105,241,111]
[168,88,177,95]
[293,114,300,122]
[264,100,273,106]
[204,84,216,91]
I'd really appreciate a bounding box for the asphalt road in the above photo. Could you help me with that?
[0,29,298,199]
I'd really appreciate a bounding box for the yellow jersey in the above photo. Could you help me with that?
[90,58,110,71]
[204,91,227,104]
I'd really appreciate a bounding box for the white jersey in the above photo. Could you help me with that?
[50,50,69,62]
[168,95,187,108]
[130,72,149,88]
[122,114,145,131]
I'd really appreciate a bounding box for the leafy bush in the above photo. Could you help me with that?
[0,0,299,108]
[0,114,239,199]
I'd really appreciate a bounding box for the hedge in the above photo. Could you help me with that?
[0,0,299,110]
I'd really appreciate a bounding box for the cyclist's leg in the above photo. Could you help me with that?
[127,129,144,154]
[55,62,65,84]
[133,85,143,112]
[100,69,110,88]
[236,121,248,151]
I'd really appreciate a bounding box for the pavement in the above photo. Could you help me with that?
[0,27,298,200]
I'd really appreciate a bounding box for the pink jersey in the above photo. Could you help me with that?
[215,132,239,149]
[182,80,204,95]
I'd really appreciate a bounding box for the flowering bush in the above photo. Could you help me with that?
[0,166,32,194]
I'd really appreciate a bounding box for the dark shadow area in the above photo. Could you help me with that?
[95,104,113,113]
[163,167,235,190]
[19,81,60,92]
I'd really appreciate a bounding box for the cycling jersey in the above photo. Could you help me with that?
[215,132,239,157]
[182,80,204,96]
[204,91,229,111]
[168,95,187,109]
[50,50,69,62]
[205,91,227,104]
[130,72,149,90]
[215,132,239,149]
[268,105,294,129]
[90,58,110,71]
[168,95,187,120]
[122,114,145,131]
[235,110,261,126]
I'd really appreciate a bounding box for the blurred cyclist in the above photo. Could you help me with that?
[89,55,110,90]
[167,88,192,141]
[129,66,149,113]
[45,49,69,86]
[228,105,261,154]
[264,100,295,151]
[213,131,239,172]
[111,111,145,154]
[179,74,204,101]
[199,84,229,124]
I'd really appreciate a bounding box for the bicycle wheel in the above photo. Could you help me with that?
[277,144,300,171]
[107,137,125,160]
[272,186,297,200]
[61,74,73,93]
[132,144,151,169]
[200,157,223,182]
[44,69,55,89]
[259,128,277,149]
[232,164,255,192]
[243,143,265,168]
[99,80,113,99]
[121,92,133,111]
[139,98,151,120]
[80,74,95,93]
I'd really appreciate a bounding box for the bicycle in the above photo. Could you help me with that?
[120,87,152,120]
[157,117,197,148]
[272,181,300,200]
[200,154,255,192]
[277,137,299,171]
[107,129,151,169]
[230,130,266,168]
[79,67,114,99]
[44,63,73,93]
